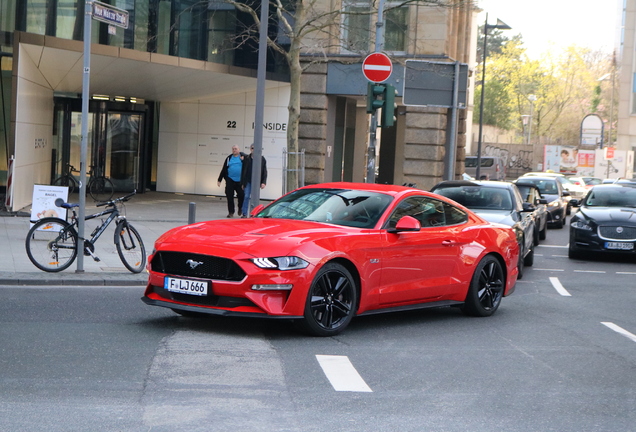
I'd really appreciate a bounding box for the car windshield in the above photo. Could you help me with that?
[256,188,393,228]
[434,186,512,211]
[583,178,602,186]
[516,179,558,195]
[584,187,636,208]
[515,185,535,202]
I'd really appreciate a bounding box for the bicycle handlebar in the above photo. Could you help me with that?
[96,190,137,207]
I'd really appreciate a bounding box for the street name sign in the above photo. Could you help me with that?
[362,53,393,83]
[92,1,129,29]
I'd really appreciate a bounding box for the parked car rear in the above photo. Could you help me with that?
[465,156,506,181]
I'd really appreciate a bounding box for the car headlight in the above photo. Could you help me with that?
[571,220,593,231]
[547,200,561,208]
[252,256,309,270]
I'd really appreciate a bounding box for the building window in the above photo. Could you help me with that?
[384,5,408,52]
[207,2,236,65]
[341,2,371,53]
[341,2,408,53]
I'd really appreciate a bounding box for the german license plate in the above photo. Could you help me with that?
[605,242,635,250]
[164,276,209,296]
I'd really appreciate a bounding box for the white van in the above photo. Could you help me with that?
[464,156,506,181]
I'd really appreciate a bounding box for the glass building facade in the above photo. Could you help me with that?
[0,0,290,192]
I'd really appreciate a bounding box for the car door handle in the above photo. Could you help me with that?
[442,240,456,246]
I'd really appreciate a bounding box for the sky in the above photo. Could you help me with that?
[477,0,622,58]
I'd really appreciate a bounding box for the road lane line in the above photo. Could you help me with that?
[538,245,568,248]
[549,277,571,296]
[602,322,636,343]
[316,355,372,392]
[573,270,606,274]
[617,272,636,275]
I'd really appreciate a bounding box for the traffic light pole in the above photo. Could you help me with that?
[366,0,385,184]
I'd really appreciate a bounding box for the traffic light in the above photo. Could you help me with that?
[366,83,386,114]
[382,84,397,128]
[366,83,397,128]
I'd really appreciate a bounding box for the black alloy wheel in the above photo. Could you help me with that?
[299,262,357,337]
[461,255,505,317]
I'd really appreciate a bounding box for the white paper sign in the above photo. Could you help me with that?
[30,185,69,227]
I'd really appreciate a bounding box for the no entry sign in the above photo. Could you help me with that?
[362,53,392,83]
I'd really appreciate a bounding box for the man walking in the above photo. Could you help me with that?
[217,145,245,217]
[240,144,267,218]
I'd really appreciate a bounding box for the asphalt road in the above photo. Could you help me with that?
[1,215,635,431]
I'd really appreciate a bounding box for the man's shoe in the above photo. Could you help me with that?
[238,211,243,217]
[227,213,234,218]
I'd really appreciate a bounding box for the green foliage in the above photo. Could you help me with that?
[475,39,617,146]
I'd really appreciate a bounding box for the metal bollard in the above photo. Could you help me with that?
[188,202,196,224]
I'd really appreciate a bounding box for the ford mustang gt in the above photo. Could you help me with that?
[142,182,519,336]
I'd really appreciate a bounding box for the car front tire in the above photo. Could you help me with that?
[298,262,357,337]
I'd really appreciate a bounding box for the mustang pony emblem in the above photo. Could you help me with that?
[186,259,203,269]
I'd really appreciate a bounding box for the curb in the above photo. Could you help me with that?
[0,273,147,286]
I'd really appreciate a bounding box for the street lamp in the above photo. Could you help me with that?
[475,15,511,180]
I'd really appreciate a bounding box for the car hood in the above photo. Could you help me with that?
[579,207,636,223]
[470,210,515,227]
[154,218,356,258]
[540,193,560,202]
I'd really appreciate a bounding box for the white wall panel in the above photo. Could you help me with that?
[157,84,290,201]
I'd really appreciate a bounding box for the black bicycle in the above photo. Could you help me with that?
[25,191,146,273]
[52,163,115,202]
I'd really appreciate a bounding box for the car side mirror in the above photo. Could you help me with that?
[562,191,571,197]
[387,215,421,233]
[522,202,535,212]
[251,204,265,216]
[569,199,580,207]
[537,198,548,205]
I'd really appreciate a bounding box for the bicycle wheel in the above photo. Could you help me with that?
[52,175,77,194]
[114,221,146,273]
[25,218,78,272]
[89,176,114,202]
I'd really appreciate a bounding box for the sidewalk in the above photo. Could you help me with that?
[0,191,241,286]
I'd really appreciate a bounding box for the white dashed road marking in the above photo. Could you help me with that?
[573,270,606,274]
[316,355,372,392]
[549,277,572,296]
[602,322,636,343]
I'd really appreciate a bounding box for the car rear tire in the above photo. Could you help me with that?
[461,255,504,317]
[524,244,534,266]
[298,262,357,337]
[516,241,524,279]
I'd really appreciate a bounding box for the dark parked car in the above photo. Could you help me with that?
[514,181,548,244]
[513,176,569,228]
[568,184,636,260]
[431,180,535,278]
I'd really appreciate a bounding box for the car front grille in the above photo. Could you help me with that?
[151,251,246,281]
[598,226,636,241]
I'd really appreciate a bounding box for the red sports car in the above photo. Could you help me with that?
[142,182,519,336]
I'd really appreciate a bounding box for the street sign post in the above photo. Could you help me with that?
[76,1,129,273]
[362,53,393,83]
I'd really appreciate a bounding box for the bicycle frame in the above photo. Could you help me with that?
[82,207,120,245]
